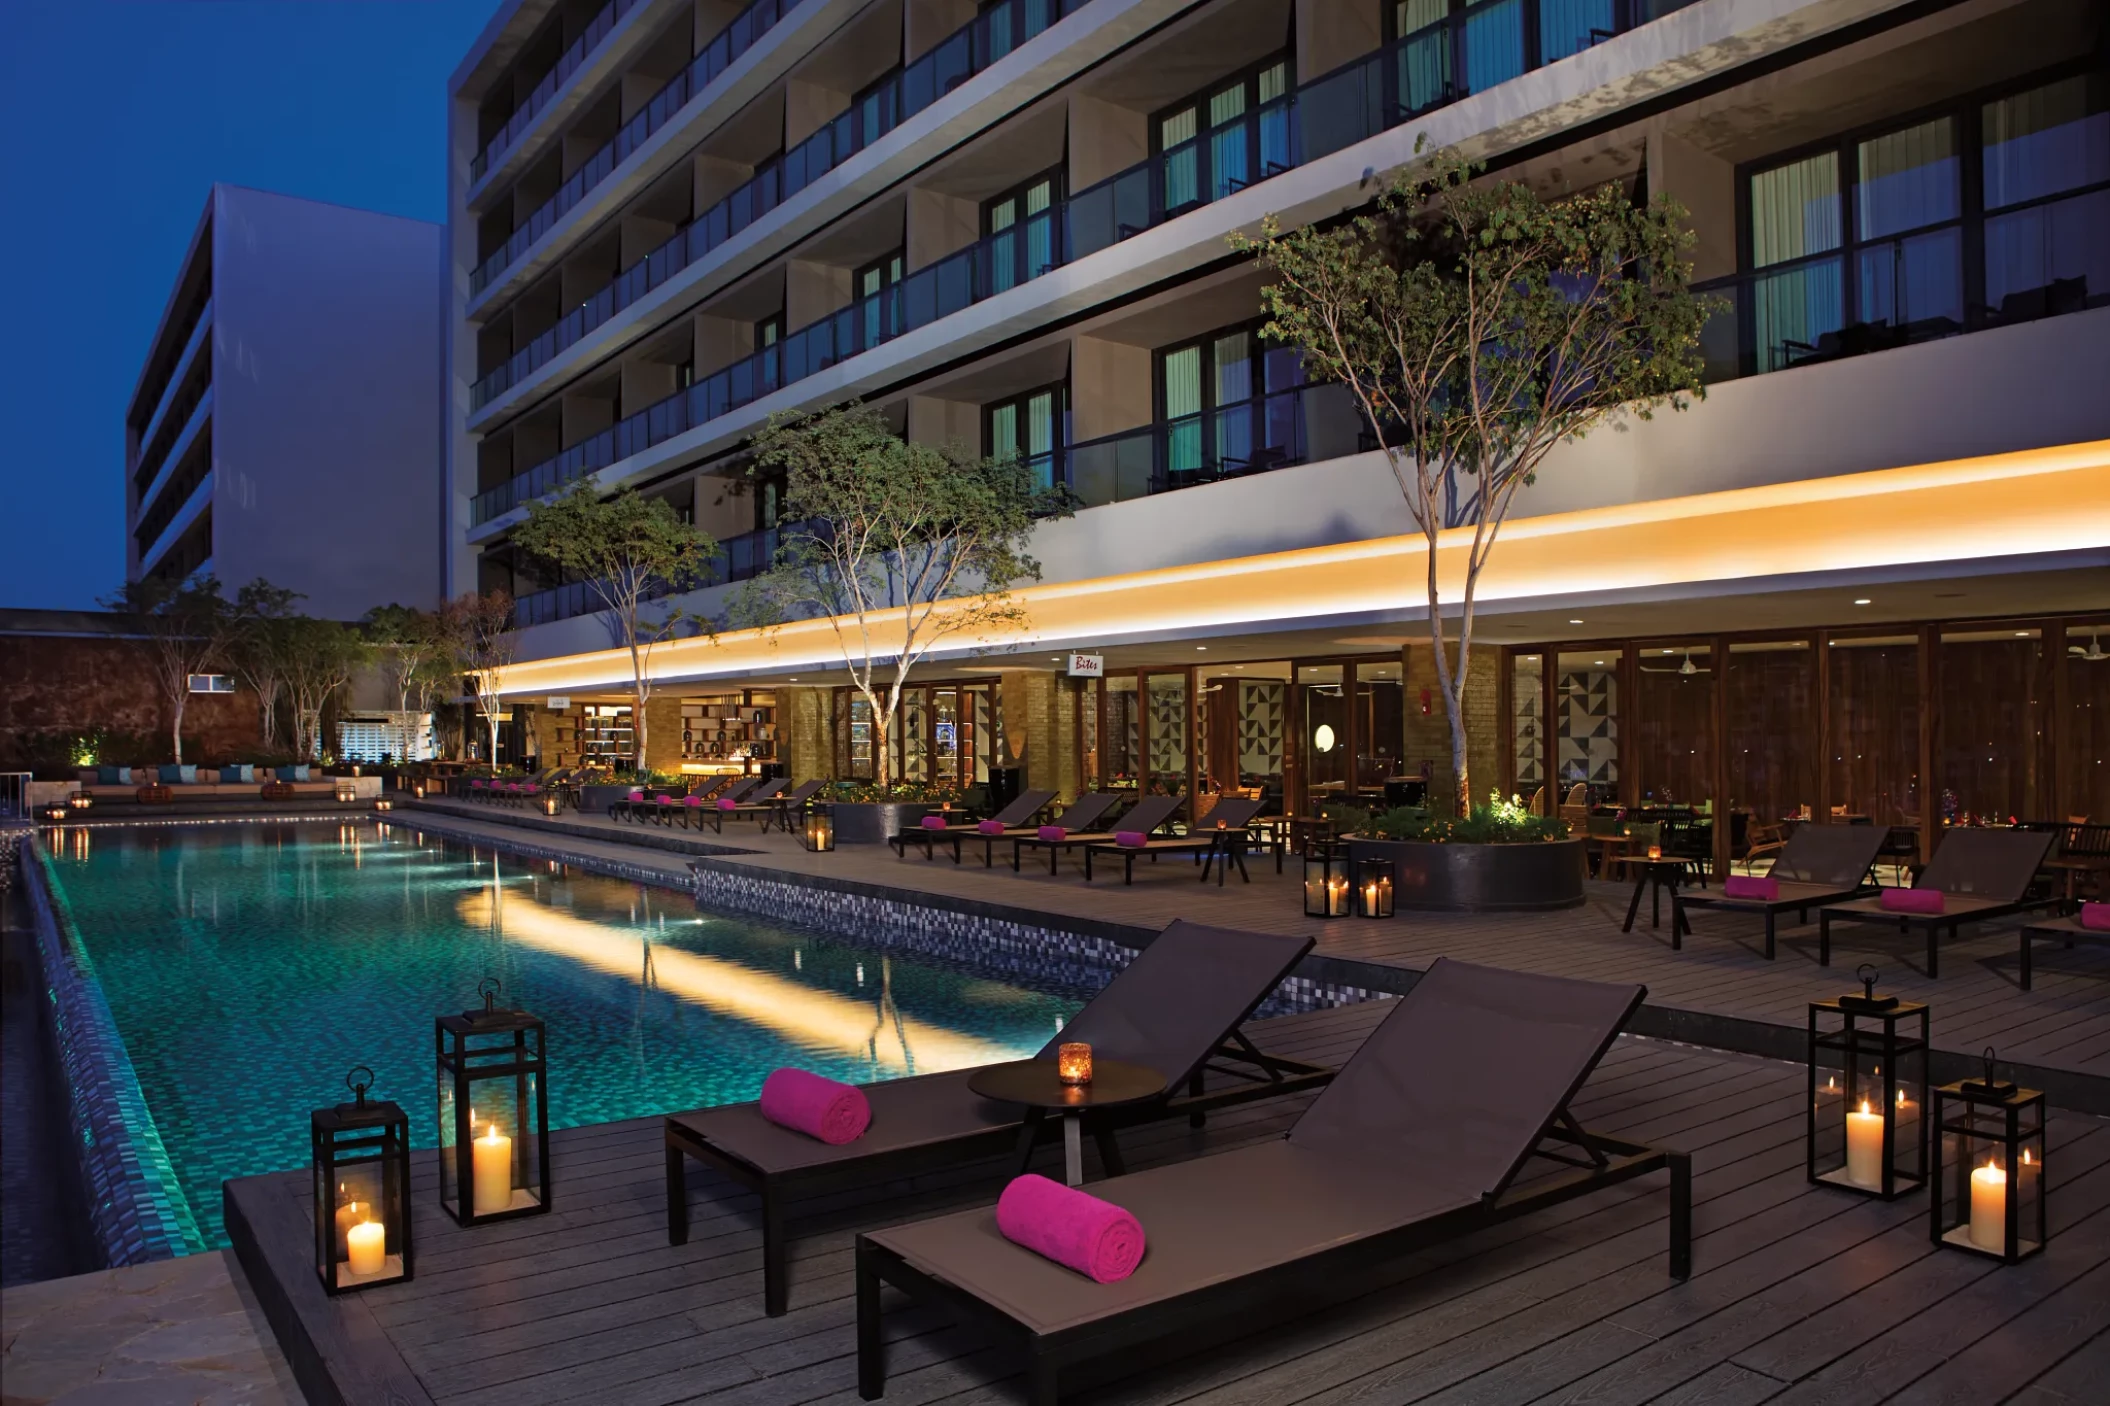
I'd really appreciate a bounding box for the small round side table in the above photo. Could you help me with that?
[968,1057,1165,1187]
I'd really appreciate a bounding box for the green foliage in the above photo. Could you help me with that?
[100,574,236,764]
[363,602,455,713]
[830,779,968,804]
[1359,791,1567,844]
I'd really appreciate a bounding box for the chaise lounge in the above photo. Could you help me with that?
[891,789,1058,861]
[951,792,1120,868]
[1082,796,1267,886]
[1012,794,1183,875]
[1818,827,2059,976]
[664,920,1331,1315]
[855,959,1689,1405]
[1672,822,1886,959]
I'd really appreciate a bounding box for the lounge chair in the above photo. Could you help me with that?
[754,778,829,833]
[1818,828,2059,977]
[695,775,791,831]
[856,959,1688,1404]
[1012,794,1184,875]
[952,793,1120,868]
[1083,796,1268,885]
[892,789,1058,860]
[1672,823,1886,959]
[669,776,766,826]
[664,920,1332,1316]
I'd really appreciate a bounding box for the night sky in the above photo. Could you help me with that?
[0,0,500,611]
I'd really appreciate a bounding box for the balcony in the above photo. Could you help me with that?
[472,0,644,187]
[1055,382,1364,507]
[471,0,798,298]
[135,380,212,506]
[511,524,783,627]
[473,0,1082,407]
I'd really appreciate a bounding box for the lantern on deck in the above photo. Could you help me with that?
[539,790,563,817]
[1806,966,1927,1200]
[312,1066,412,1293]
[335,779,359,804]
[41,801,69,824]
[374,796,394,813]
[801,804,836,853]
[411,779,429,800]
[1303,843,1350,919]
[1931,1048,2046,1263]
[436,978,550,1226]
[68,790,93,811]
[1356,857,1395,919]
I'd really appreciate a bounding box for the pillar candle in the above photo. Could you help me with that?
[346,1219,387,1277]
[1845,1099,1884,1188]
[333,1193,364,1260]
[1969,1160,2007,1251]
[473,1122,513,1215]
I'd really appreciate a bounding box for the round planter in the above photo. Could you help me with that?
[1344,836,1586,913]
[830,801,930,845]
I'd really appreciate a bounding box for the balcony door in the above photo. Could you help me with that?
[855,250,905,348]
[1156,324,1305,487]
[983,168,1063,293]
[986,383,1065,491]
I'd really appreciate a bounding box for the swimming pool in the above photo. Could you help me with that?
[45,821,1081,1247]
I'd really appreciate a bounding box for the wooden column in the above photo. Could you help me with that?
[1497,647,1516,800]
[1619,642,1641,809]
[1918,623,1941,867]
[1712,634,1732,880]
[2049,619,2072,823]
[1545,647,1560,805]
[1816,629,1833,823]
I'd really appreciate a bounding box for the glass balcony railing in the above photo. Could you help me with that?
[474,0,1687,519]
[471,0,797,297]
[472,0,643,185]
[1055,382,1365,507]
[510,523,786,627]
[473,0,1080,406]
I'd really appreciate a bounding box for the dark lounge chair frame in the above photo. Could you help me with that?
[1818,829,2060,977]
[1081,797,1268,886]
[1671,824,1887,959]
[854,970,1687,1405]
[2016,913,2110,991]
[1012,794,1185,875]
[951,793,1122,868]
[891,788,1060,861]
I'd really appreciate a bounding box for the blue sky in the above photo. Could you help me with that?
[0,0,500,611]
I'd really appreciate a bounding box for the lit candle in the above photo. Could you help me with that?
[1364,881,1379,912]
[1970,1159,2007,1251]
[1846,1098,1884,1188]
[332,1186,364,1259]
[473,1121,513,1215]
[1647,844,1662,861]
[1057,1042,1093,1086]
[1328,875,1348,914]
[346,1218,387,1277]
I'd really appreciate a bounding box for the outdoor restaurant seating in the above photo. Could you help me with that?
[1673,823,1886,959]
[1011,793,1185,874]
[1083,796,1267,885]
[1818,827,2060,976]
[662,920,1331,1316]
[854,960,1688,1404]
[890,789,1058,861]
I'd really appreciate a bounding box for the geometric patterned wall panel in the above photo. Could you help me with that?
[1511,658,1544,793]
[1239,680,1285,777]
[1557,669,1619,790]
[1147,679,1187,778]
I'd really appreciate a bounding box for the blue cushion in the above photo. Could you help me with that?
[294,764,311,782]
[227,764,252,783]
[98,765,124,785]
[276,765,297,782]
[179,765,197,784]
[159,764,183,784]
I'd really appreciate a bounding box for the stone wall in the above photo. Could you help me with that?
[0,634,265,775]
[782,686,834,783]
[1400,641,1503,814]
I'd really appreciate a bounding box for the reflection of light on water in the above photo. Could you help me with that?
[458,891,1012,1073]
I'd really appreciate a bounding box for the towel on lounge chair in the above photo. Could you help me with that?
[978,820,1007,835]
[1039,825,1067,841]
[2081,902,2110,932]
[718,797,739,810]
[1114,831,1148,848]
[921,815,949,829]
[1881,888,1945,914]
[759,1069,871,1145]
[996,1175,1145,1283]
[1723,875,1778,900]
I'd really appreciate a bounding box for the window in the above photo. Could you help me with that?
[1152,55,1292,212]
[985,383,1066,490]
[187,673,235,694]
[755,313,783,350]
[1155,322,1307,483]
[983,168,1063,293]
[1981,73,2110,324]
[855,249,905,346]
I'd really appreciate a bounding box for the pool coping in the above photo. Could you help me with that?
[20,831,207,1265]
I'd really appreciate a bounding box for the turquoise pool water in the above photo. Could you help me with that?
[46,821,1080,1247]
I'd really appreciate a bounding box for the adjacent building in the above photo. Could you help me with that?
[126,185,446,620]
[444,0,2110,855]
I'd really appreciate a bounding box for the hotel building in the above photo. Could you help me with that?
[444,0,2110,866]
[127,185,445,620]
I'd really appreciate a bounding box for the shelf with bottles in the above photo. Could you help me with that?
[680,690,777,764]
[580,704,636,766]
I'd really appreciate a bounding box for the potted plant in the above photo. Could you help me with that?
[1339,793,1586,912]
[827,781,964,845]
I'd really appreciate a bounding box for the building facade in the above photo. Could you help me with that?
[445,0,2110,858]
[126,185,446,620]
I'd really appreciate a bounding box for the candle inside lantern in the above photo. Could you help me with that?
[1328,874,1349,914]
[1057,1042,1093,1086]
[1970,1159,2007,1251]
[1845,1098,1884,1188]
[346,1218,386,1277]
[1364,880,1380,912]
[1647,844,1662,860]
[473,1121,514,1214]
[332,1186,364,1259]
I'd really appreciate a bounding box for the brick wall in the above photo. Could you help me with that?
[782,687,834,783]
[1401,641,1504,813]
[0,634,264,774]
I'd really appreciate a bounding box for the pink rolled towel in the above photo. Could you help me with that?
[2081,902,2110,932]
[1038,825,1067,842]
[717,798,738,810]
[1880,887,1945,914]
[1723,875,1778,901]
[920,814,949,829]
[655,794,673,804]
[996,1174,1146,1283]
[758,1068,871,1145]
[684,795,704,806]
[1114,831,1148,849]
[977,820,1006,835]
[627,788,644,800]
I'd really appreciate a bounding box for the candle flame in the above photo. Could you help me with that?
[1859,1098,1871,1115]
[1897,1088,1907,1105]
[2023,1148,2032,1165]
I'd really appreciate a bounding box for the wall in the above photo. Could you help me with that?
[1400,643,1501,813]
[0,633,264,774]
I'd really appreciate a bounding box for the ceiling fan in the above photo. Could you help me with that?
[2070,630,2107,663]
[1640,650,1712,676]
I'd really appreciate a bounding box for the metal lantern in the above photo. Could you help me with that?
[374,796,394,813]
[41,801,69,824]
[1931,1049,2046,1263]
[411,779,429,800]
[335,778,359,804]
[68,790,93,811]
[539,790,563,817]
[1806,966,1927,1200]
[802,804,836,853]
[312,1065,412,1293]
[436,978,550,1226]
[1303,843,1350,919]
[1357,857,1395,919]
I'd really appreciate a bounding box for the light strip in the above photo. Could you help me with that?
[494,439,2110,695]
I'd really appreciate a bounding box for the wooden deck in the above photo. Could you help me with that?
[228,1002,2110,1406]
[393,803,2110,1108]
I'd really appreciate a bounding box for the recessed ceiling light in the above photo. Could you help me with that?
[1196,645,1207,651]
[2015,631,2029,637]
[1854,598,1872,606]
[1595,659,1605,665]
[787,677,798,682]
[1569,619,1584,625]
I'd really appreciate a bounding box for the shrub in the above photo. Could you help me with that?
[1358,791,1567,845]
[832,780,967,805]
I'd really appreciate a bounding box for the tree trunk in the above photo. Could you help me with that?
[872,709,892,789]
[487,714,502,769]
[171,690,187,764]
[633,686,649,773]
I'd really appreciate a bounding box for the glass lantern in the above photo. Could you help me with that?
[1931,1050,2046,1263]
[1357,857,1395,918]
[41,801,69,824]
[1057,1042,1093,1086]
[539,790,563,816]
[1806,966,1927,1199]
[374,796,393,813]
[335,779,358,804]
[1303,843,1350,919]
[802,804,836,853]
[312,1065,412,1293]
[68,790,93,811]
[436,978,550,1227]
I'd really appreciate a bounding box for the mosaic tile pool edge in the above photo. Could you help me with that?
[23,835,207,1265]
[392,813,1384,1016]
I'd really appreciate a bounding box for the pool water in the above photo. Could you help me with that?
[46,822,1080,1247]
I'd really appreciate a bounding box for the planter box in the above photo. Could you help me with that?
[1345,836,1587,913]
[832,801,930,845]
[580,783,642,817]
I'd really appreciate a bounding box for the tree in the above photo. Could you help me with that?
[102,575,233,764]
[743,403,1064,788]
[511,484,717,770]
[441,591,517,766]
[1235,157,1709,813]
[231,579,305,750]
[281,617,373,761]
[363,603,450,714]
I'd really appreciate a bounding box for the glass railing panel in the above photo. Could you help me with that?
[1854,227,1964,344]
[1462,0,1526,95]
[1984,184,2109,325]
[1539,0,1618,64]
[1749,256,1844,372]
[474,0,642,183]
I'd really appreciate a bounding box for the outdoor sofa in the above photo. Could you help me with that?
[1082,796,1267,885]
[1818,827,2059,976]
[855,959,1689,1405]
[663,920,1331,1315]
[1671,822,1887,958]
[72,765,342,801]
[890,789,1058,860]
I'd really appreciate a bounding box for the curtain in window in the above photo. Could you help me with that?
[1750,151,1841,265]
[1462,0,1526,95]
[1209,83,1248,200]
[1396,0,1450,114]
[1212,331,1253,470]
[1540,0,1614,64]
[1855,119,1959,239]
[1161,107,1199,211]
[1257,62,1291,177]
[1983,75,2110,210]
[1982,76,2109,323]
[1161,345,1202,475]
